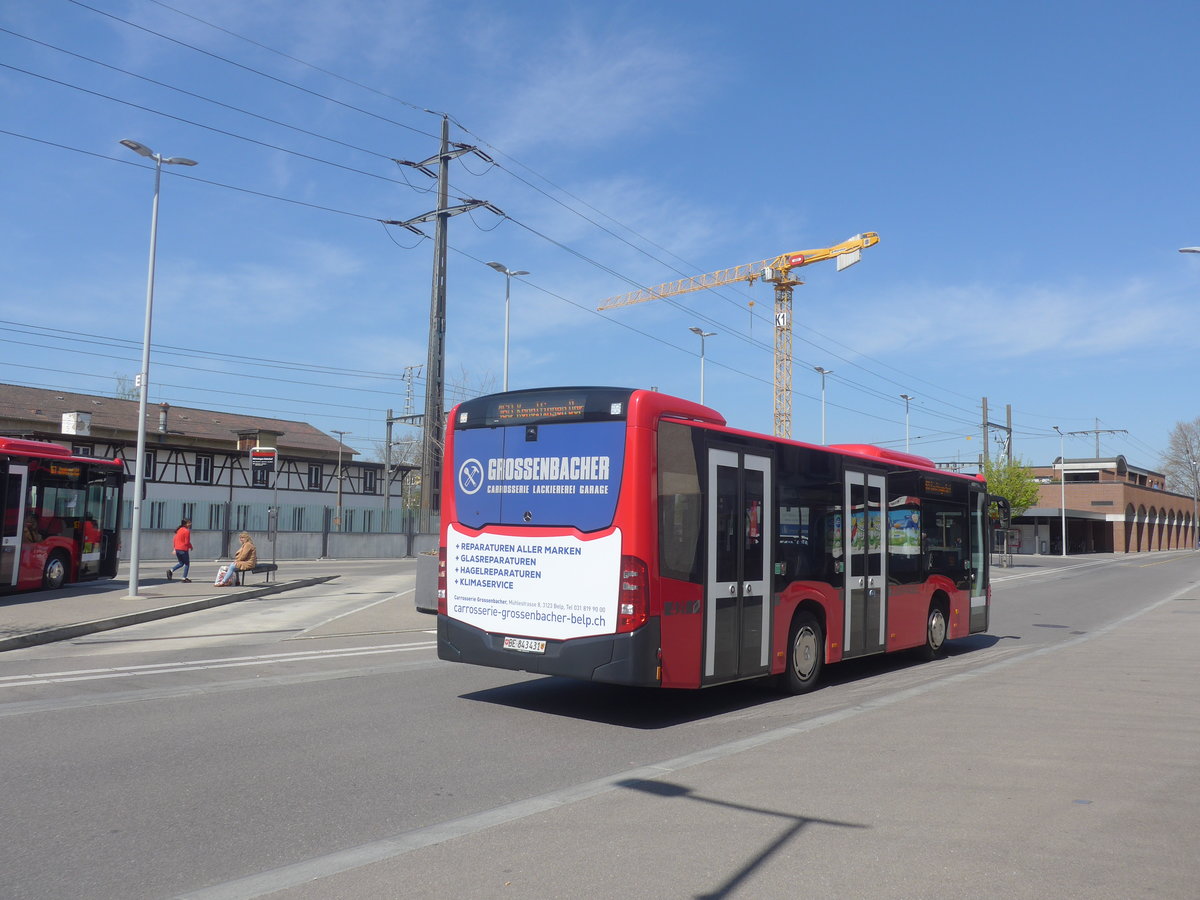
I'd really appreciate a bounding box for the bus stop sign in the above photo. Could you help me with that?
[250,446,277,474]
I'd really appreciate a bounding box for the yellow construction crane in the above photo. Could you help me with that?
[597,232,879,438]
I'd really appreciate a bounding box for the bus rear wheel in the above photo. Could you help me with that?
[43,553,68,590]
[782,611,824,694]
[921,603,947,660]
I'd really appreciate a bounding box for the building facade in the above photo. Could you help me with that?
[1011,455,1196,555]
[0,384,417,558]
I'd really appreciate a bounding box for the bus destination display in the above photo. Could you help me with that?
[495,396,587,424]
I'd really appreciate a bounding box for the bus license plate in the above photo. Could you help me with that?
[503,636,546,654]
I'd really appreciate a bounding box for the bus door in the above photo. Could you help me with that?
[1,465,28,588]
[704,448,773,682]
[969,487,990,632]
[844,469,887,658]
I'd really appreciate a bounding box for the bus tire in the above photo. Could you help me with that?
[920,600,948,660]
[43,552,68,590]
[782,611,824,694]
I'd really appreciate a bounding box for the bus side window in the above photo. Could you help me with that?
[657,421,703,583]
[887,473,923,586]
[776,445,841,587]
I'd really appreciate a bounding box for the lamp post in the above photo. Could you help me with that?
[900,393,914,452]
[814,366,833,444]
[1053,426,1067,557]
[688,327,716,405]
[1179,247,1200,254]
[331,429,349,531]
[119,139,196,599]
[485,262,529,391]
[1190,457,1199,551]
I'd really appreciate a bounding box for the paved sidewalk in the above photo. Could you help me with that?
[0,558,346,652]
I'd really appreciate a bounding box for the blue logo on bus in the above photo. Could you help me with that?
[458,458,484,495]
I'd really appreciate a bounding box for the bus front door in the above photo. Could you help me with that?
[844,469,887,658]
[1,466,28,588]
[705,449,773,682]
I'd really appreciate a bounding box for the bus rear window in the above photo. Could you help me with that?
[452,420,625,532]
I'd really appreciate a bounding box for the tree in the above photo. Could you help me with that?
[983,456,1041,519]
[1162,418,1200,497]
[366,431,423,510]
[112,372,139,400]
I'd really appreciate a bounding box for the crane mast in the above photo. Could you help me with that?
[597,232,878,437]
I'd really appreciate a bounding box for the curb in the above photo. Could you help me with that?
[0,575,340,653]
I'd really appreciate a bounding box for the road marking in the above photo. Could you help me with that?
[300,588,415,635]
[992,558,1123,582]
[0,641,436,688]
[176,576,1200,900]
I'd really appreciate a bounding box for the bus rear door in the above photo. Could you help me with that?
[844,468,887,658]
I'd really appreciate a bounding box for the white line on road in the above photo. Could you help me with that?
[176,577,1200,900]
[0,641,437,688]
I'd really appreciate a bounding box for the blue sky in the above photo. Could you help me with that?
[2,0,1198,475]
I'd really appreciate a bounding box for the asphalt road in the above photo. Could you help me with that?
[1,554,1197,899]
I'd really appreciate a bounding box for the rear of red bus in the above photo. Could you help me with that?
[436,387,707,686]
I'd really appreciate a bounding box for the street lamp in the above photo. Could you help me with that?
[900,393,914,452]
[1179,247,1200,253]
[1053,426,1067,557]
[119,139,196,599]
[331,429,350,531]
[1189,456,1199,551]
[485,262,529,391]
[688,327,716,405]
[814,367,833,444]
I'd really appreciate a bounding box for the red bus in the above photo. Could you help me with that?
[1,438,124,593]
[437,387,1000,692]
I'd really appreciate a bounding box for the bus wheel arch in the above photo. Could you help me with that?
[921,591,950,660]
[781,605,825,694]
[42,551,69,590]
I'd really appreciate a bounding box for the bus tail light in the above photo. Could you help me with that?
[617,555,648,633]
[437,548,447,616]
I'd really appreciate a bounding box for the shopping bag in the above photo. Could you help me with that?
[214,565,228,586]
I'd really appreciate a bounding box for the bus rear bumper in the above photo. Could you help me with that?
[438,615,661,687]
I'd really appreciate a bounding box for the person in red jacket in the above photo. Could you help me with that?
[167,518,193,583]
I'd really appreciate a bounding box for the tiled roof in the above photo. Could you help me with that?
[0,383,356,456]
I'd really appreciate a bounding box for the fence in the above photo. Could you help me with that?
[122,499,422,535]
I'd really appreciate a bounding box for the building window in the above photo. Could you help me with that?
[363,469,377,494]
[308,464,323,490]
[143,450,156,481]
[195,455,213,485]
[71,444,94,457]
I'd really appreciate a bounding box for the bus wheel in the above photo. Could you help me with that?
[43,553,68,590]
[921,603,947,660]
[783,612,824,694]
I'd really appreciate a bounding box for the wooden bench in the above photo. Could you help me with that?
[235,563,278,585]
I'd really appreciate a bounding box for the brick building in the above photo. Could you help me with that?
[1011,455,1196,554]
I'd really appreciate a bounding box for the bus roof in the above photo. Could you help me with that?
[0,437,123,469]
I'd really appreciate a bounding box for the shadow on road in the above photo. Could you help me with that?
[460,632,1018,728]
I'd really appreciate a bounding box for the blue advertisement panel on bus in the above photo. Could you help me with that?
[446,417,628,641]
[452,420,626,532]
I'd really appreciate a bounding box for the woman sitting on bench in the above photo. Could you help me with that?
[218,532,257,585]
